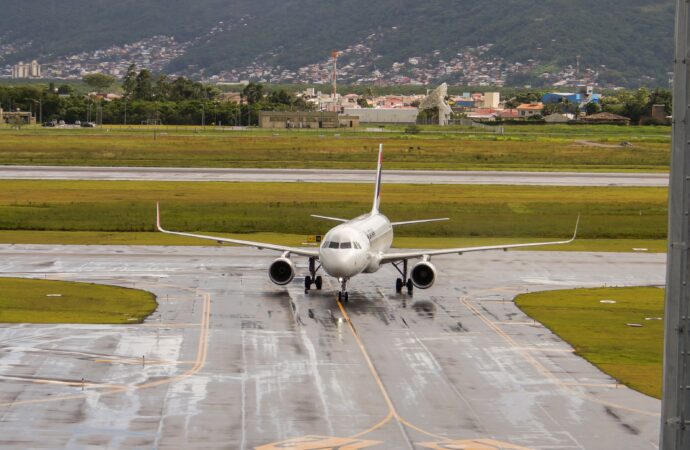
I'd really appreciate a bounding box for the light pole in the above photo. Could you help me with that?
[31,99,42,126]
[123,100,127,126]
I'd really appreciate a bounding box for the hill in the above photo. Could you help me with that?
[0,0,675,87]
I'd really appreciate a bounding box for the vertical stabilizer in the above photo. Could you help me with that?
[372,143,383,213]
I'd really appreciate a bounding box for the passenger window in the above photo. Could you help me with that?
[329,241,339,249]
[340,242,352,249]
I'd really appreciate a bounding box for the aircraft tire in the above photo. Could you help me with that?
[315,276,323,290]
[396,278,404,293]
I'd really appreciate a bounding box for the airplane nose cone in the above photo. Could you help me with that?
[320,251,365,278]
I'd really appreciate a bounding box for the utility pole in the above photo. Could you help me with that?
[661,0,690,448]
[331,50,339,99]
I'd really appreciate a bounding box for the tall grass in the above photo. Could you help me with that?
[0,130,670,171]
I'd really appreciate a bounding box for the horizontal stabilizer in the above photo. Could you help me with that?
[311,214,348,223]
[391,218,449,227]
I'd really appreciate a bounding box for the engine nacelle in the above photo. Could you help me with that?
[268,257,295,285]
[410,261,436,289]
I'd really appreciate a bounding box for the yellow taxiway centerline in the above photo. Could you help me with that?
[336,300,450,442]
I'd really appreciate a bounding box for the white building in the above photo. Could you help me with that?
[343,108,419,124]
[11,60,41,79]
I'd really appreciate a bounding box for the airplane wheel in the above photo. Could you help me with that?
[337,292,342,302]
[395,278,403,293]
[344,292,349,302]
[315,276,323,290]
[305,276,312,291]
[406,278,413,295]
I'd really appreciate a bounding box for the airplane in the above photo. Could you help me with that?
[156,144,579,302]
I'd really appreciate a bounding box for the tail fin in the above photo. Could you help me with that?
[372,143,383,213]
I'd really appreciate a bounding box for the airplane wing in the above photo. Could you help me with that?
[381,216,579,263]
[156,203,320,258]
[391,218,449,226]
[311,214,348,223]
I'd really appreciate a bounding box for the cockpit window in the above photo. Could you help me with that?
[328,241,339,249]
[353,242,361,249]
[340,242,352,249]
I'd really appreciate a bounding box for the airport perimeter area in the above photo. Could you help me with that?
[0,245,664,449]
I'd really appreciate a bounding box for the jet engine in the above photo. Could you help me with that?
[410,261,436,289]
[269,257,295,285]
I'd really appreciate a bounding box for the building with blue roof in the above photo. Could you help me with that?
[542,85,600,110]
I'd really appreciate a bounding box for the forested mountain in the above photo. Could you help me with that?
[0,0,675,87]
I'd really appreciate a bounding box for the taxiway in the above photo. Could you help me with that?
[0,245,664,449]
[0,166,669,186]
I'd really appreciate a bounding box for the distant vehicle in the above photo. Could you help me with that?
[74,120,81,126]
[42,122,55,127]
[81,122,96,128]
[157,145,579,301]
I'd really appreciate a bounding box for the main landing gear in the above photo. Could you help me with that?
[337,278,349,303]
[393,259,413,295]
[304,257,323,293]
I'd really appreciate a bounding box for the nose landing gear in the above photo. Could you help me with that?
[305,257,323,293]
[337,278,349,302]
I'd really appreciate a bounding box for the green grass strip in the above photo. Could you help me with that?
[515,287,664,398]
[0,277,157,324]
[0,180,669,240]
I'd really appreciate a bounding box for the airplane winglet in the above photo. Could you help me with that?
[156,202,162,232]
[572,214,580,241]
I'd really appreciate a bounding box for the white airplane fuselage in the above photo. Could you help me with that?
[319,212,393,279]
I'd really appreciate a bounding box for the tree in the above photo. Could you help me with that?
[267,89,293,106]
[122,64,137,99]
[134,69,153,101]
[242,82,264,105]
[83,73,116,91]
[56,84,74,95]
[646,88,672,116]
[153,75,172,100]
[585,102,601,115]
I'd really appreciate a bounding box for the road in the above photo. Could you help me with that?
[0,165,669,186]
[0,245,664,449]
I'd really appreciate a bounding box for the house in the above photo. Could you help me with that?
[497,109,519,119]
[581,112,630,125]
[517,102,544,118]
[466,108,499,121]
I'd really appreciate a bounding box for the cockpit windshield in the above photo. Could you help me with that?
[323,240,361,250]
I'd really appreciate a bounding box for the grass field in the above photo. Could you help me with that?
[0,180,668,242]
[515,287,664,398]
[0,277,157,323]
[0,125,670,171]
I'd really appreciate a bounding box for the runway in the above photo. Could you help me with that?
[0,165,669,186]
[0,245,664,449]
